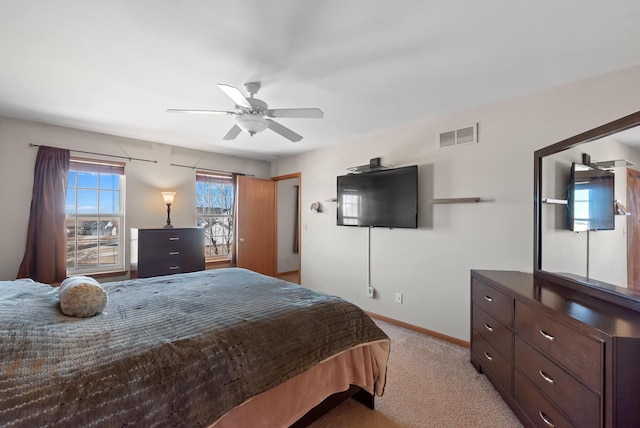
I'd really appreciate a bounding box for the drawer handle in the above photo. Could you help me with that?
[539,329,556,342]
[484,295,493,302]
[169,237,180,241]
[484,323,494,332]
[169,251,180,255]
[538,411,555,428]
[483,352,493,362]
[169,266,180,270]
[539,370,556,385]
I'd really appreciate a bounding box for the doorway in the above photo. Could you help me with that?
[273,173,301,284]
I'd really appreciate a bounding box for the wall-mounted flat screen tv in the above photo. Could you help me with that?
[567,162,615,231]
[337,165,418,228]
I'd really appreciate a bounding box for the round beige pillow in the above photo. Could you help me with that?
[59,276,108,317]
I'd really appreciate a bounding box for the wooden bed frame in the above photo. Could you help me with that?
[291,385,374,427]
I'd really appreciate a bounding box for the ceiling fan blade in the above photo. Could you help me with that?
[217,84,252,109]
[222,124,242,140]
[266,119,303,142]
[267,108,324,119]
[166,109,235,115]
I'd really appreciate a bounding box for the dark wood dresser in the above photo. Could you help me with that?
[471,270,640,428]
[130,228,204,278]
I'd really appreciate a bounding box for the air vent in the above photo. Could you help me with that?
[438,123,478,149]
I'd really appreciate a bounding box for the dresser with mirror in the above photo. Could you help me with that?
[471,110,640,428]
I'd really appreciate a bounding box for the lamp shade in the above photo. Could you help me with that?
[236,115,268,136]
[161,191,176,205]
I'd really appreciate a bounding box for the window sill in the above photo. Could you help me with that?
[205,258,233,270]
[66,270,129,280]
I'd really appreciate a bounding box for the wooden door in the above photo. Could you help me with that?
[236,176,276,276]
[627,168,640,290]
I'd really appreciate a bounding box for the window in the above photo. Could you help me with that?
[65,158,125,274]
[196,172,235,260]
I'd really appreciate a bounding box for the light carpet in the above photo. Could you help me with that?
[310,320,523,427]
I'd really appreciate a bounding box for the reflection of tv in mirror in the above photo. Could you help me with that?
[567,162,615,231]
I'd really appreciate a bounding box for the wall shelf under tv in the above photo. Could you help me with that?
[430,197,481,204]
[542,198,568,205]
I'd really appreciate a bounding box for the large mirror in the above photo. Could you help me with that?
[534,110,640,310]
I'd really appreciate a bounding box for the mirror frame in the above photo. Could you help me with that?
[534,110,640,311]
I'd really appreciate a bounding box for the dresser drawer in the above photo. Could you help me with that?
[138,229,203,249]
[138,244,203,264]
[473,304,513,361]
[515,336,599,428]
[514,371,573,428]
[515,301,603,392]
[472,278,513,328]
[472,329,512,394]
[138,263,202,278]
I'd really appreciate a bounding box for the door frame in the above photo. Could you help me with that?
[272,172,302,283]
[628,168,640,291]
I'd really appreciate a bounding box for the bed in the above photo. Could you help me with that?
[0,268,390,427]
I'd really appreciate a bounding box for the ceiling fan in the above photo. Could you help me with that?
[167,82,324,142]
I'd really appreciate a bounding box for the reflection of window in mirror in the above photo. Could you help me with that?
[573,186,589,231]
[341,193,360,225]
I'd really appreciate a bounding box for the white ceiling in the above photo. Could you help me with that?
[1,1,640,161]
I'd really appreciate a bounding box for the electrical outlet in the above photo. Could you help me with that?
[395,292,403,304]
[367,287,374,298]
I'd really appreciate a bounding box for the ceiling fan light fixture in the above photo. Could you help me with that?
[169,82,323,141]
[236,115,268,136]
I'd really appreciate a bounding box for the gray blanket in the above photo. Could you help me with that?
[0,268,389,427]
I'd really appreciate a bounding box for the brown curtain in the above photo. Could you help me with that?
[17,146,70,283]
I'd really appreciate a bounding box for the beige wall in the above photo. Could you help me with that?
[0,117,270,281]
[271,66,640,341]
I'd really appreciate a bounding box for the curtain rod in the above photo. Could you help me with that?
[29,143,157,163]
[169,163,253,177]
